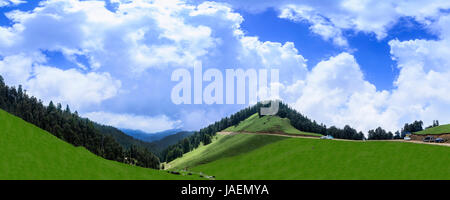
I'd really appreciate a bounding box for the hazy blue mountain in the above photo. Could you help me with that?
[121,128,183,142]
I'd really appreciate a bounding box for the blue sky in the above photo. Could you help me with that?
[239,8,438,91]
[1,0,450,134]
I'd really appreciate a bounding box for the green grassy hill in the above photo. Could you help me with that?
[415,124,450,135]
[224,113,322,137]
[182,134,450,180]
[168,134,286,170]
[0,109,199,180]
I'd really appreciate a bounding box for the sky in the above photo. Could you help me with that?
[1,0,450,135]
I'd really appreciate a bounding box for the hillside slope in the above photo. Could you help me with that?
[168,113,323,169]
[224,113,322,137]
[415,124,450,135]
[95,124,160,155]
[168,134,286,170]
[190,135,450,180]
[0,109,198,180]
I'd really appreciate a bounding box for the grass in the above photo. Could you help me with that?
[168,134,286,170]
[0,109,200,180]
[190,136,450,180]
[415,124,450,135]
[224,113,322,137]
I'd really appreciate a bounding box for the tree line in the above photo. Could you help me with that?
[367,120,426,140]
[0,75,160,169]
[274,101,365,140]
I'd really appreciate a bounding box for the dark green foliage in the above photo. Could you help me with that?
[401,120,423,137]
[124,145,160,169]
[93,123,160,157]
[368,127,394,140]
[0,75,160,169]
[394,131,401,139]
[153,131,194,151]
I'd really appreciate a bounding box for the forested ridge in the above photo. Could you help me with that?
[162,101,365,162]
[0,75,160,169]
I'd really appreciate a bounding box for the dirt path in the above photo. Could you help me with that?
[376,139,450,147]
[217,132,450,147]
[218,131,318,138]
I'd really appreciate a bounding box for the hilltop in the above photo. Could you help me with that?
[224,113,322,137]
[415,124,450,135]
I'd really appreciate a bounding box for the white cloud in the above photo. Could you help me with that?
[0,54,121,110]
[386,15,450,129]
[0,54,36,86]
[84,111,181,133]
[291,53,392,132]
[279,5,348,47]
[239,36,307,83]
[0,0,307,84]
[0,0,217,72]
[26,66,121,110]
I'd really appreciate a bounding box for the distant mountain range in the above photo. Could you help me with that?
[121,128,183,143]
[121,128,194,151]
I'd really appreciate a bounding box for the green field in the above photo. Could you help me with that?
[415,124,450,135]
[224,113,322,137]
[171,133,450,180]
[0,109,199,180]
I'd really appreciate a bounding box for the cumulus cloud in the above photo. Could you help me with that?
[0,0,220,73]
[84,111,182,133]
[26,66,121,110]
[0,53,121,110]
[291,53,392,132]
[279,5,348,47]
[239,36,307,83]
[386,14,450,129]
[0,54,37,86]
